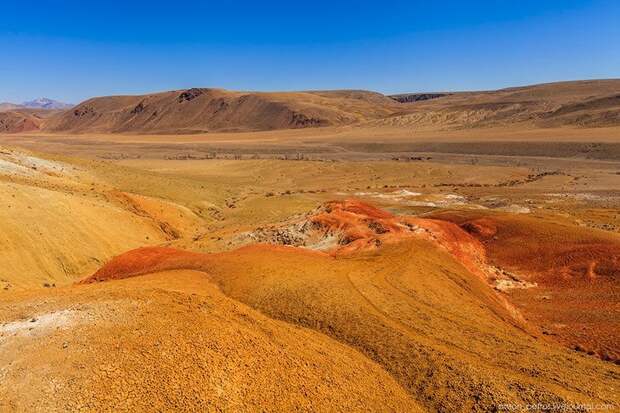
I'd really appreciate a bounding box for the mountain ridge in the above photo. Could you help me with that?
[21,97,73,110]
[2,79,619,134]
[0,97,73,112]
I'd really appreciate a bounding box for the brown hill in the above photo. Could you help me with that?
[0,111,43,133]
[43,88,401,134]
[11,79,620,134]
[375,79,620,129]
[0,79,616,139]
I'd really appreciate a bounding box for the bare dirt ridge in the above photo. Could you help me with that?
[68,200,620,412]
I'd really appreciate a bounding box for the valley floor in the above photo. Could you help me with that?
[0,126,619,411]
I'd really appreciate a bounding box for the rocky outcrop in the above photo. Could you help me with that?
[390,93,448,103]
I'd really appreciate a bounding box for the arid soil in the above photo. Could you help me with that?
[1,270,421,412]
[69,238,618,412]
[0,81,619,411]
[428,210,620,363]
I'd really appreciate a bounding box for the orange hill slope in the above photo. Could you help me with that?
[0,270,419,412]
[84,200,489,282]
[43,88,401,134]
[3,200,618,411]
[74,200,620,412]
[429,210,620,363]
[75,246,619,411]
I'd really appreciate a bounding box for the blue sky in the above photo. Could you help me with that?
[1,0,618,103]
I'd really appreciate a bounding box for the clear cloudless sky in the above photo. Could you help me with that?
[1,0,619,103]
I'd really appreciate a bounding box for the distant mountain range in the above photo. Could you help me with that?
[0,98,73,133]
[44,79,620,134]
[22,97,73,110]
[1,80,620,134]
[0,98,73,112]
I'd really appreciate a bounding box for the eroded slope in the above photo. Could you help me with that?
[0,270,419,412]
[76,201,620,412]
[429,210,620,363]
[0,147,207,290]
